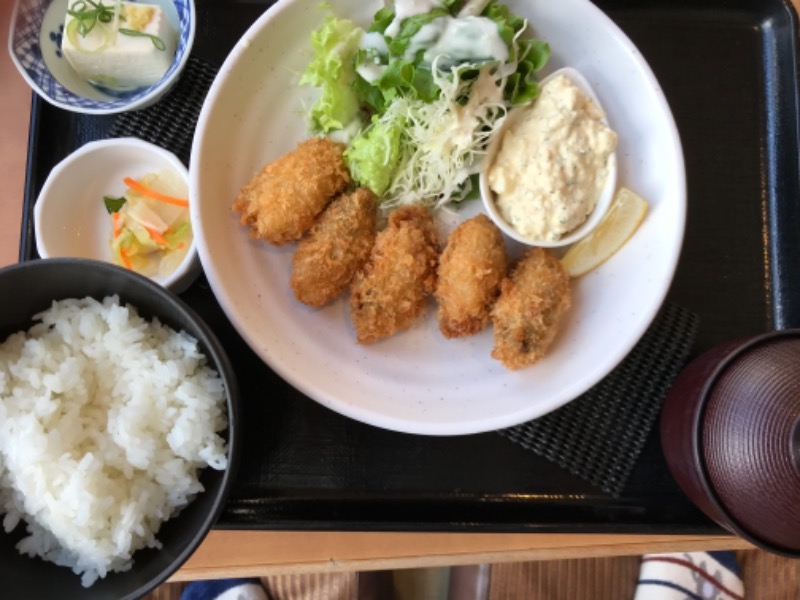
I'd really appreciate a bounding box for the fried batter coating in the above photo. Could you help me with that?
[291,187,377,307]
[350,205,439,344]
[232,137,350,246]
[435,214,507,338]
[491,247,571,370]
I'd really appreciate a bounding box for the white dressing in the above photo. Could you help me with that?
[457,0,492,17]
[385,0,444,37]
[361,31,388,55]
[404,20,444,59]
[420,16,508,68]
[356,62,388,84]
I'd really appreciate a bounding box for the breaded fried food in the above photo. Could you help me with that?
[350,205,439,344]
[435,214,507,338]
[291,187,377,307]
[491,247,571,370]
[232,136,350,246]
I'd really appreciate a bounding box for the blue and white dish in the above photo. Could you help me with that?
[8,0,195,114]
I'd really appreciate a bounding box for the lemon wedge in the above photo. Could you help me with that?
[561,187,648,277]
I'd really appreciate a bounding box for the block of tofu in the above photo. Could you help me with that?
[62,0,178,90]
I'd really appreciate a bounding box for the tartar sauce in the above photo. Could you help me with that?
[487,74,618,242]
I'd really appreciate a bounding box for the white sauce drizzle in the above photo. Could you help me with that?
[385,0,444,38]
[418,16,508,68]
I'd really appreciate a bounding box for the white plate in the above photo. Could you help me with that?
[190,0,686,436]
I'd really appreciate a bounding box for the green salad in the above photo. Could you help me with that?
[300,0,550,209]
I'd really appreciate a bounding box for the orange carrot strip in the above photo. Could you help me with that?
[146,226,169,246]
[123,177,189,207]
[112,212,122,237]
[119,247,132,270]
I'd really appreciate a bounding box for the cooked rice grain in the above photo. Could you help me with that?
[0,295,228,587]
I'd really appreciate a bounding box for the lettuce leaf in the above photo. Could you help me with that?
[477,0,550,104]
[344,112,405,196]
[482,0,526,45]
[505,38,550,105]
[299,10,364,132]
[367,7,394,33]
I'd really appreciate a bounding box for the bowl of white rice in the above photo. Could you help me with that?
[0,258,239,599]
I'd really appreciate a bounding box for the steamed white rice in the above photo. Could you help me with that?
[0,295,228,587]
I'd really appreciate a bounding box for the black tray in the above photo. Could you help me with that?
[19,0,800,533]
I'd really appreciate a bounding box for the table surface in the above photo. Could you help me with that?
[0,0,760,581]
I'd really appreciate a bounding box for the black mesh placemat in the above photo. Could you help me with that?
[108,55,219,165]
[500,302,699,497]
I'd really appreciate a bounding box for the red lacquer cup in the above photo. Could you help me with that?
[661,329,800,556]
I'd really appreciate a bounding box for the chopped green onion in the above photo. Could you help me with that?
[118,28,166,51]
[104,195,127,213]
[65,16,112,52]
[66,2,167,54]
[68,0,125,38]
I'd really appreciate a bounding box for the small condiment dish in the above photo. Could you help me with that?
[8,0,195,114]
[34,137,201,293]
[479,66,618,248]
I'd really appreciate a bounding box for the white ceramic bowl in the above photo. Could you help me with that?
[8,0,194,114]
[480,67,618,248]
[34,138,201,293]
[191,0,685,435]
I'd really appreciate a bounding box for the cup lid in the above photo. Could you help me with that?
[701,331,800,554]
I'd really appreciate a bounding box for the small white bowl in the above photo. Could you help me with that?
[479,66,618,248]
[8,0,195,114]
[34,138,201,293]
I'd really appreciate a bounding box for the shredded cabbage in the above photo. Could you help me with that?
[381,62,508,209]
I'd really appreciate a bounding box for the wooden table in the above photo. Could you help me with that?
[0,2,753,581]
